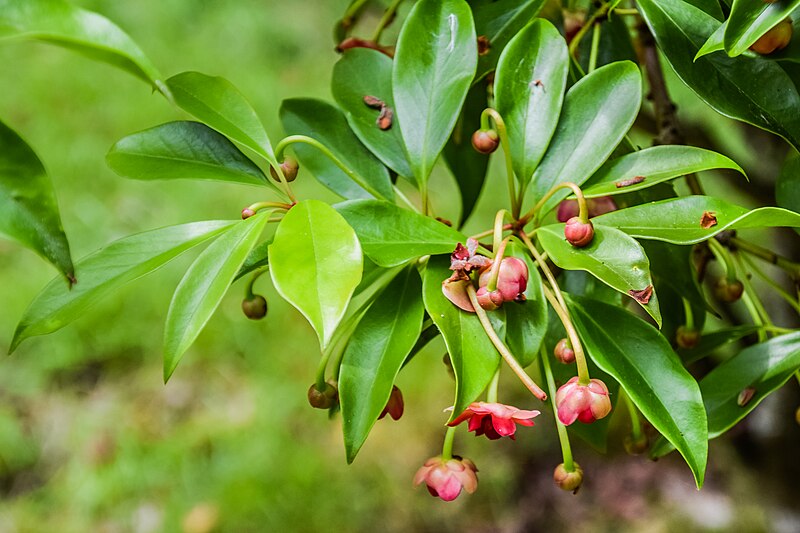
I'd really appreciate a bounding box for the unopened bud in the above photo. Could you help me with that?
[750,18,793,54]
[477,257,529,302]
[241,208,256,220]
[471,129,499,154]
[553,462,583,493]
[554,338,575,364]
[714,278,744,303]
[795,406,800,426]
[476,286,503,311]
[564,217,594,247]
[241,295,268,320]
[676,326,701,349]
[307,381,338,409]
[624,434,649,455]
[270,157,299,182]
[379,385,404,420]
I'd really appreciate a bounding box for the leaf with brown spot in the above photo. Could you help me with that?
[629,285,653,304]
[615,175,646,188]
[700,211,718,229]
[377,106,393,130]
[363,95,384,109]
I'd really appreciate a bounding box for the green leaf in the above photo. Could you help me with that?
[495,18,569,184]
[594,195,800,244]
[0,0,165,93]
[531,61,642,212]
[724,0,800,57]
[11,220,235,352]
[677,325,764,365]
[340,268,424,463]
[167,71,277,166]
[566,295,708,488]
[164,214,270,381]
[582,146,744,199]
[695,20,726,59]
[335,199,466,267]
[776,153,800,231]
[504,241,547,367]
[538,224,662,326]
[683,0,724,19]
[393,0,477,185]
[641,240,708,316]
[331,49,412,179]
[653,331,800,457]
[637,0,800,151]
[107,121,269,186]
[279,98,393,201]
[422,256,500,421]
[471,0,546,81]
[443,81,491,225]
[269,200,363,349]
[234,238,272,281]
[0,118,73,280]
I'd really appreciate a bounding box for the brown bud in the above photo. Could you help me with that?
[553,462,583,493]
[241,295,268,320]
[554,338,575,364]
[270,157,299,182]
[241,208,256,220]
[564,217,594,247]
[471,129,499,154]
[676,326,701,349]
[308,382,338,409]
[714,278,744,303]
[624,434,649,456]
[795,406,800,426]
[750,18,793,54]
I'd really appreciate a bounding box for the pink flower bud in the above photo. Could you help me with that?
[471,129,499,154]
[555,376,611,425]
[476,286,503,311]
[554,338,575,364]
[553,462,583,493]
[270,157,299,182]
[378,385,404,421]
[241,208,256,220]
[413,456,478,501]
[448,401,540,440]
[478,257,529,302]
[564,217,594,247]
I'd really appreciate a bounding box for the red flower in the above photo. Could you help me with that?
[413,456,478,501]
[555,376,611,425]
[448,402,540,440]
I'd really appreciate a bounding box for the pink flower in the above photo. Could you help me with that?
[448,402,540,440]
[413,456,478,501]
[555,376,612,425]
[478,257,529,302]
[378,385,404,420]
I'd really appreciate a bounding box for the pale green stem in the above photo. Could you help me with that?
[733,252,774,341]
[568,3,610,58]
[487,369,500,403]
[741,252,800,315]
[541,346,575,472]
[588,22,601,73]
[441,426,457,460]
[682,297,695,329]
[480,108,520,217]
[542,285,591,386]
[371,0,404,42]
[520,181,589,227]
[731,237,800,277]
[708,237,738,281]
[519,232,568,311]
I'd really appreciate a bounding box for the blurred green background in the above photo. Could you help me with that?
[0,1,799,532]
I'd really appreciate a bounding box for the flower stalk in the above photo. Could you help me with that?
[480,108,520,217]
[541,346,575,472]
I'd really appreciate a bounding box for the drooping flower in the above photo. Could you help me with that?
[555,376,611,425]
[413,456,478,501]
[478,256,528,303]
[448,402,540,440]
[378,385,404,420]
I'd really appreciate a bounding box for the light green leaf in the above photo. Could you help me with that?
[164,214,270,380]
[269,200,363,349]
[11,220,235,352]
[107,121,269,186]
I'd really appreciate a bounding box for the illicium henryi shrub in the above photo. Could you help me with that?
[2,0,800,502]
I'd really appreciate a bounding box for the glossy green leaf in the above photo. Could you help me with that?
[269,200,362,349]
[331,49,412,179]
[393,0,477,185]
[638,0,800,151]
[538,224,662,326]
[641,240,708,315]
[724,0,800,57]
[340,268,424,463]
[164,214,270,381]
[495,19,568,184]
[234,238,272,281]
[0,118,73,280]
[653,331,800,457]
[279,98,393,201]
[594,195,800,244]
[504,244,547,367]
[335,199,466,267]
[471,0,546,81]
[532,61,642,212]
[11,220,235,352]
[576,9,638,72]
[0,0,165,93]
[695,21,726,59]
[776,153,800,231]
[582,146,744,199]
[167,71,277,166]
[107,121,269,186]
[677,325,764,364]
[684,0,724,19]
[422,256,500,421]
[566,295,708,487]
[443,80,491,225]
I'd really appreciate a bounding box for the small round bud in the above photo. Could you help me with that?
[676,326,701,349]
[553,462,583,493]
[564,217,594,247]
[241,295,268,320]
[750,18,793,54]
[471,129,499,154]
[307,382,338,409]
[795,406,800,426]
[554,338,575,364]
[241,208,256,220]
[624,434,649,456]
[476,286,503,311]
[270,157,300,182]
[714,278,744,303]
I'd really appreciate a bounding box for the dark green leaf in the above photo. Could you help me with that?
[0,118,73,279]
[567,295,708,487]
[269,200,363,349]
[495,18,568,184]
[335,199,466,267]
[594,195,800,244]
[331,49,412,178]
[107,121,269,186]
[695,21,726,59]
[504,241,547,367]
[677,325,764,364]
[340,268,424,462]
[279,98,393,201]
[582,146,744,199]
[164,214,270,381]
[393,0,477,185]
[422,257,500,421]
[641,240,708,315]
[532,61,642,213]
[776,153,800,228]
[538,224,662,326]
[11,220,235,352]
[724,0,800,57]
